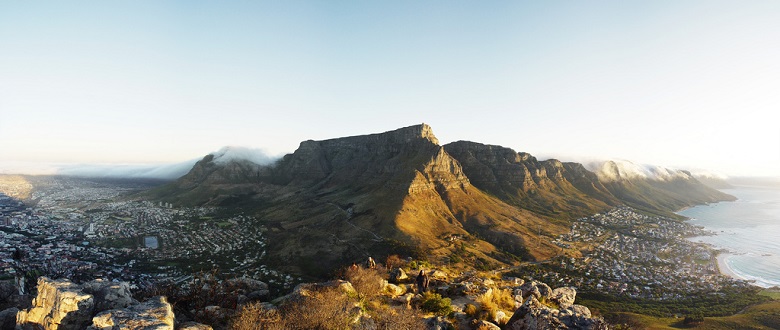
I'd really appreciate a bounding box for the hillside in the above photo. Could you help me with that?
[147,124,733,276]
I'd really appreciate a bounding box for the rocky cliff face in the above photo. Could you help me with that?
[444,141,617,218]
[15,277,174,330]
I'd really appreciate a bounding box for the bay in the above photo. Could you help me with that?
[680,184,780,288]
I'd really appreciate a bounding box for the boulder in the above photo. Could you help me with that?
[224,278,268,294]
[0,307,18,330]
[88,296,174,330]
[177,322,213,330]
[389,268,409,283]
[393,293,414,306]
[384,283,405,297]
[473,320,501,330]
[82,279,137,312]
[505,295,607,330]
[518,281,552,300]
[425,316,453,330]
[429,270,447,280]
[494,310,510,325]
[16,277,95,330]
[0,281,15,302]
[569,305,591,318]
[550,287,576,309]
[246,289,270,301]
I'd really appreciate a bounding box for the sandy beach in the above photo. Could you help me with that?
[716,253,742,280]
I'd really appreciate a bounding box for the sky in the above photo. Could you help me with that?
[1,1,779,178]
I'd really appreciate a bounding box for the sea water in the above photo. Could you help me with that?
[680,185,780,288]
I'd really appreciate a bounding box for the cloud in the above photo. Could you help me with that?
[55,160,199,180]
[0,160,197,180]
[209,146,277,166]
[585,159,694,182]
[0,146,281,180]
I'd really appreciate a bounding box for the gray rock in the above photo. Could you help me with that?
[384,283,405,297]
[474,320,501,330]
[550,287,576,309]
[389,268,409,283]
[16,277,95,330]
[246,289,270,301]
[425,316,452,330]
[505,295,607,330]
[518,281,552,300]
[177,322,213,330]
[224,278,268,293]
[88,296,174,330]
[393,293,414,306]
[82,279,137,312]
[0,281,15,302]
[0,307,18,330]
[569,305,591,318]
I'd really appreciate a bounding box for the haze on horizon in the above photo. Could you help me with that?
[1,1,779,178]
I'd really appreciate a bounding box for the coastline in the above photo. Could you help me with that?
[715,252,741,280]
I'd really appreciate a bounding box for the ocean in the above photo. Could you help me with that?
[680,184,780,288]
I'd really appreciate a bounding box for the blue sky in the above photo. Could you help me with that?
[1,1,779,177]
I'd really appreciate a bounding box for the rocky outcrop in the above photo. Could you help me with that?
[506,293,606,330]
[87,296,173,330]
[551,287,577,309]
[518,280,552,301]
[15,277,176,330]
[16,278,95,330]
[81,280,135,312]
[389,268,409,283]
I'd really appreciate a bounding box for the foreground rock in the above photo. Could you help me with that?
[88,296,174,330]
[14,277,175,330]
[506,293,607,330]
[16,278,96,330]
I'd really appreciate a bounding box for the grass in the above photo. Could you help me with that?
[606,301,780,330]
[759,288,780,300]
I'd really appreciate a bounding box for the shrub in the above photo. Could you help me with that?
[420,292,453,316]
[683,312,705,326]
[231,303,285,330]
[363,305,427,329]
[476,288,515,321]
[385,255,405,269]
[280,287,357,330]
[464,303,479,317]
[342,265,386,301]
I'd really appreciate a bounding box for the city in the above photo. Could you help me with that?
[0,176,299,296]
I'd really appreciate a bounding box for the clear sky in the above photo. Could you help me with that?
[1,1,778,177]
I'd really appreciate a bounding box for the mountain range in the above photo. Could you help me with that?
[145,124,734,276]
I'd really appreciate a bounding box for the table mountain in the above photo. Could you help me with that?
[147,124,733,275]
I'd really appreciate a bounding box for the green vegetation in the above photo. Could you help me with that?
[759,287,780,300]
[581,286,771,319]
[420,291,453,316]
[605,301,780,330]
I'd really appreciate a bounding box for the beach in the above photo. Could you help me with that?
[716,252,741,280]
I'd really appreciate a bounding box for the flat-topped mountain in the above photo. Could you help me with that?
[147,124,733,275]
